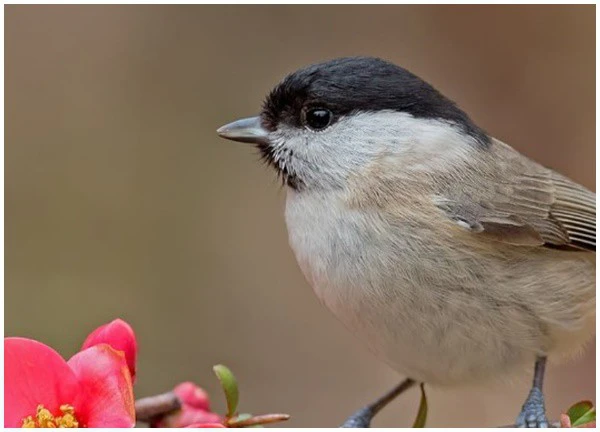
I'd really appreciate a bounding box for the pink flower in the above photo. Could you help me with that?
[81,319,137,382]
[151,382,222,428]
[174,382,211,411]
[4,338,135,428]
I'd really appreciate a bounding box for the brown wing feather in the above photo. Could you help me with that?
[436,139,595,251]
[549,172,596,250]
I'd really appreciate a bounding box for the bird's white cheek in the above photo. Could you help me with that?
[271,129,370,189]
[271,112,477,190]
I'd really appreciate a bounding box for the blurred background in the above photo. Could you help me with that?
[5,5,595,427]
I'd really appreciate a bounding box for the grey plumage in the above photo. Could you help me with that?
[435,139,595,251]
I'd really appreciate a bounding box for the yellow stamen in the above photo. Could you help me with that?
[21,404,80,428]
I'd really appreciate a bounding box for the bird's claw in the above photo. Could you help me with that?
[515,387,549,428]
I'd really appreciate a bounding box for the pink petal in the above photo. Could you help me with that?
[4,338,79,427]
[178,408,222,427]
[561,413,573,428]
[152,407,222,428]
[174,382,211,411]
[185,423,226,428]
[81,319,137,382]
[68,344,135,427]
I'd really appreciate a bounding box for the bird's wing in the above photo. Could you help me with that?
[434,140,595,251]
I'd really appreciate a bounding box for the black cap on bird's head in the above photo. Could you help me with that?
[218,57,489,147]
[261,57,488,144]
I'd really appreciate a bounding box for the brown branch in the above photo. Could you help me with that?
[135,391,181,423]
[135,392,290,427]
[227,414,290,427]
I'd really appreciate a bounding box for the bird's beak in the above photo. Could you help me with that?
[216,116,269,145]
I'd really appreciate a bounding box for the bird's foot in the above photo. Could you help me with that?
[515,387,549,428]
[339,379,415,428]
[340,406,375,428]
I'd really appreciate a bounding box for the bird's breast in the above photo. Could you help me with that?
[283,188,475,383]
[283,188,595,385]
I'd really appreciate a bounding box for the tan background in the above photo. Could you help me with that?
[5,5,595,427]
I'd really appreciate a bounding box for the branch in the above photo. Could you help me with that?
[135,392,291,427]
[228,414,291,427]
[135,391,181,423]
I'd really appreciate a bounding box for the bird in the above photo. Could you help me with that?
[217,57,595,427]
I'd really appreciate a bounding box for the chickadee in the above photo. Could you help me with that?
[217,57,595,427]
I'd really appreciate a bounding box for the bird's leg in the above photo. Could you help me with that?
[340,378,416,428]
[515,356,549,428]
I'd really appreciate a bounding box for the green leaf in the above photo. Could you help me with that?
[213,364,239,418]
[412,383,428,428]
[567,401,596,427]
[573,409,595,427]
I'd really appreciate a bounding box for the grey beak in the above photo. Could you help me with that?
[216,116,269,145]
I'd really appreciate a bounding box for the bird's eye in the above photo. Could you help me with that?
[304,108,333,131]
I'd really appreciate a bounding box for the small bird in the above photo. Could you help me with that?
[217,57,595,427]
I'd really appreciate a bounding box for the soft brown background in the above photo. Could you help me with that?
[5,5,595,427]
